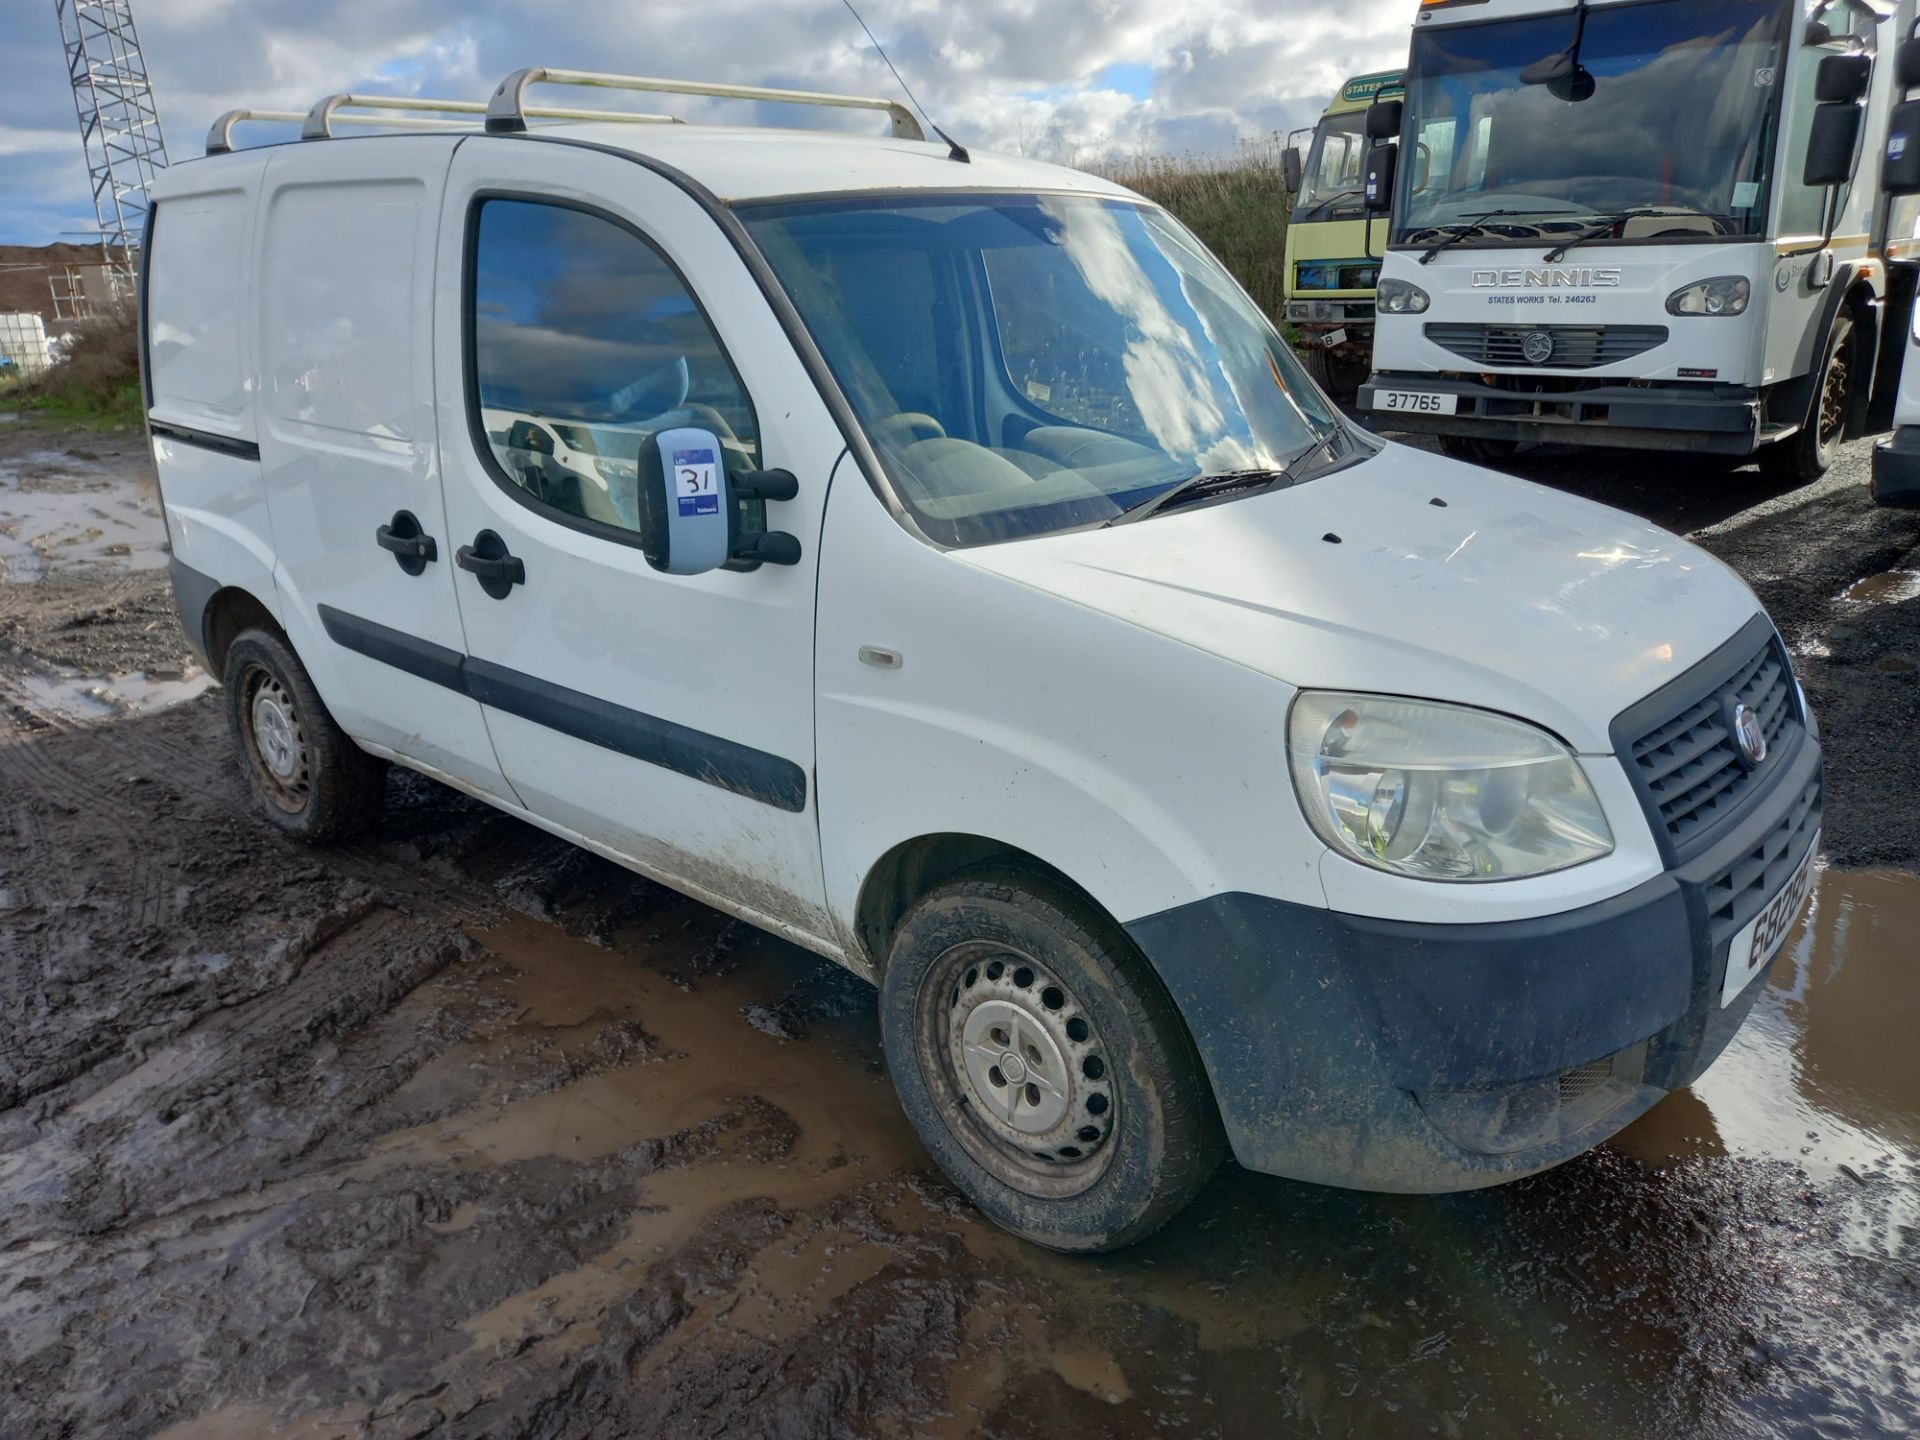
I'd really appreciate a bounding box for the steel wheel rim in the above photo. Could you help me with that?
[916,941,1117,1198]
[241,665,310,811]
[1819,343,1849,447]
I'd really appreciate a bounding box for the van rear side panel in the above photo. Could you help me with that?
[144,155,278,649]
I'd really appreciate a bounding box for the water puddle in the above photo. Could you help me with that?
[1613,865,1920,1178]
[8,667,212,723]
[1839,568,1920,607]
[0,445,167,581]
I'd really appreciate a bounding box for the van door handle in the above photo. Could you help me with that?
[455,529,525,599]
[375,510,437,575]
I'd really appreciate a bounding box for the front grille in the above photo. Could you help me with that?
[1628,631,1796,852]
[1704,777,1822,951]
[1424,323,1668,370]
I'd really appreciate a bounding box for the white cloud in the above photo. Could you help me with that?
[3,0,1414,243]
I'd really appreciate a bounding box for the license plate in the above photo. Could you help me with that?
[1371,389,1458,415]
[1720,831,1819,1007]
[1321,328,1348,348]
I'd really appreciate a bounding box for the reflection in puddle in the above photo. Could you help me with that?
[10,668,212,723]
[1612,865,1920,1262]
[1839,568,1920,606]
[0,446,168,582]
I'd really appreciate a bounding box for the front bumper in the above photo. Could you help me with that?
[1128,731,1823,1193]
[1872,426,1920,507]
[1358,372,1764,454]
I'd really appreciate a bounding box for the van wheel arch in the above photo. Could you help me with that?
[202,586,284,678]
[857,835,1116,978]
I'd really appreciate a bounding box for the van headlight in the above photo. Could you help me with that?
[1665,277,1750,317]
[1376,278,1430,314]
[1287,693,1614,881]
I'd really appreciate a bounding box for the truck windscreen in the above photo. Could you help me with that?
[1395,0,1784,245]
[1294,110,1369,221]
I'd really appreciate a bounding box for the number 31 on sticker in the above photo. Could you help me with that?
[673,447,721,517]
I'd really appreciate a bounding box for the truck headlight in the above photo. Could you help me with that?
[1376,278,1430,315]
[1287,694,1614,881]
[1665,276,1750,317]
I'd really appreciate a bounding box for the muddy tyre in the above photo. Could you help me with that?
[223,628,385,843]
[879,866,1224,1252]
[1759,314,1852,487]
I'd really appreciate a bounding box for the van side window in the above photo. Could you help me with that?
[467,198,759,537]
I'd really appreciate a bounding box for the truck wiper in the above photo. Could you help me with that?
[1539,207,1726,262]
[1299,187,1364,220]
[1416,211,1540,265]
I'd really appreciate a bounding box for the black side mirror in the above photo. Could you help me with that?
[1281,146,1303,194]
[1805,101,1864,187]
[1548,66,1597,103]
[1364,99,1402,140]
[1817,51,1873,102]
[1364,142,1398,214]
[1884,98,1920,193]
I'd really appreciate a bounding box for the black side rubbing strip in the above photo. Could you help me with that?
[317,605,466,691]
[464,659,808,813]
[148,421,262,462]
[317,606,808,813]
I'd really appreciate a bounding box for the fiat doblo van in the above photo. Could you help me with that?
[143,71,1823,1252]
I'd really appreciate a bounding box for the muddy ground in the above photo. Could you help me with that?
[0,419,1917,1439]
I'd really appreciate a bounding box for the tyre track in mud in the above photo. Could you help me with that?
[3,426,1918,1439]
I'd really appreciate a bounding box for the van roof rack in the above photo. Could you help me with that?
[484,68,926,141]
[206,92,680,156]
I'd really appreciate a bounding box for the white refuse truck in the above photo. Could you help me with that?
[146,71,1822,1251]
[1358,0,1916,481]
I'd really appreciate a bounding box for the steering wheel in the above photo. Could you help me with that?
[870,412,948,446]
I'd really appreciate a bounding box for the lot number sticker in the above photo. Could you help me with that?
[673,447,721,518]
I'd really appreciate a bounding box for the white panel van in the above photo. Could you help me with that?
[144,73,1824,1251]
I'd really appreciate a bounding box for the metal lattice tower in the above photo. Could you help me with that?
[55,0,169,289]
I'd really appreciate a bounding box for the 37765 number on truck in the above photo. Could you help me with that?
[1373,390,1458,414]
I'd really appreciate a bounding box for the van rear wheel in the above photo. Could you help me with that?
[879,866,1224,1252]
[223,628,385,843]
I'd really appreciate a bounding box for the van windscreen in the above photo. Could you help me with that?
[742,194,1340,547]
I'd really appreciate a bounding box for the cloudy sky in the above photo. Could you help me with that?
[3,0,1410,247]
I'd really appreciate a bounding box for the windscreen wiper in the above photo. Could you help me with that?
[1539,207,1727,262]
[1299,187,1364,219]
[1105,431,1343,527]
[1416,210,1540,265]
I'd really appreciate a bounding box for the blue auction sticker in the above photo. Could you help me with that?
[673,447,721,517]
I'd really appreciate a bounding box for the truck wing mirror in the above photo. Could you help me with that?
[1364,99,1401,140]
[1804,101,1863,188]
[1363,142,1397,214]
[1898,35,1920,89]
[1816,52,1873,102]
[1883,98,1920,193]
[1281,146,1303,195]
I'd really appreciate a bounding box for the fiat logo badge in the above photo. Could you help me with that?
[1732,702,1767,766]
[1522,330,1555,364]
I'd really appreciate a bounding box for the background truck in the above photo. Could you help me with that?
[1357,0,1916,481]
[1281,70,1403,396]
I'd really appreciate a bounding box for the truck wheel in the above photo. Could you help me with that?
[1296,343,1368,399]
[1759,314,1852,486]
[223,628,385,843]
[879,865,1224,1252]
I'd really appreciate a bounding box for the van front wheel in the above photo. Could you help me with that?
[223,628,385,843]
[879,866,1224,1252]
